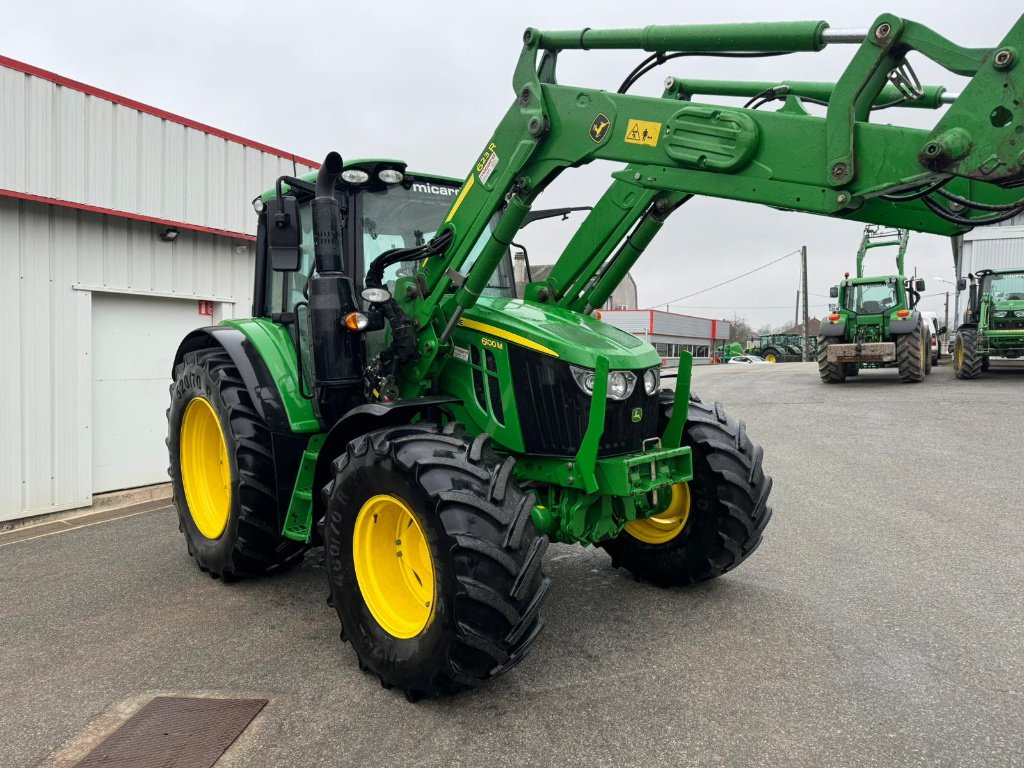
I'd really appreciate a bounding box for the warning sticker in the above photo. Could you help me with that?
[453,346,470,362]
[624,119,661,147]
[476,143,500,185]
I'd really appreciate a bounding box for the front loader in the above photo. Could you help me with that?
[818,226,931,382]
[167,14,1024,699]
[954,268,1024,377]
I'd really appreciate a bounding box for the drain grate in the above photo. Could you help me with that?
[73,696,267,768]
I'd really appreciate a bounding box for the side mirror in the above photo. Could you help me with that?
[915,278,926,292]
[267,195,302,271]
[829,285,839,298]
[939,326,948,335]
[957,277,967,291]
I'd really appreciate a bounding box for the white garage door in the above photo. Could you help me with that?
[92,294,215,493]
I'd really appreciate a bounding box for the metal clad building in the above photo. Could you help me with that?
[0,57,317,521]
[952,214,1024,325]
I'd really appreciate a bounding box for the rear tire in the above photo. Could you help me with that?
[842,363,860,377]
[167,348,307,579]
[598,395,772,586]
[323,423,550,700]
[954,328,982,379]
[817,336,846,383]
[897,321,926,383]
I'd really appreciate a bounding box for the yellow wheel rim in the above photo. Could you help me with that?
[353,495,435,639]
[624,483,691,545]
[180,397,231,540]
[956,339,963,369]
[765,353,777,363]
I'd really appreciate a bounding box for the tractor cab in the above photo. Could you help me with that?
[253,160,516,320]
[834,274,924,343]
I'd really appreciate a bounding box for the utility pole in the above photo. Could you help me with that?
[801,245,810,362]
[944,290,950,343]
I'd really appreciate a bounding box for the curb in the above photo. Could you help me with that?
[0,483,172,534]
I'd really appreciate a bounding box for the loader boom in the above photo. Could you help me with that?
[392,13,1024,393]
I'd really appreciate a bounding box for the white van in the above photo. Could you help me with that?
[920,311,942,365]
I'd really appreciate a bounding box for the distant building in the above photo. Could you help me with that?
[513,258,638,310]
[514,259,729,363]
[781,318,821,337]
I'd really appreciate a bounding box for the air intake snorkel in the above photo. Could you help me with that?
[308,151,363,422]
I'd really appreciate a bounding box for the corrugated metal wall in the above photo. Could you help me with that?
[954,214,1024,323]
[0,197,254,521]
[0,65,315,235]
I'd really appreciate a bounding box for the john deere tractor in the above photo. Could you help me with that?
[168,15,1024,699]
[818,226,932,382]
[954,268,1024,377]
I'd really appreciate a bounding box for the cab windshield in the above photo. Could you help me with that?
[843,281,898,314]
[359,182,515,298]
[983,271,1024,301]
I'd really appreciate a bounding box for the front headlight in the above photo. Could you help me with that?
[570,366,638,400]
[570,366,597,395]
[1013,310,1024,318]
[994,311,1009,318]
[607,371,637,401]
[643,368,659,395]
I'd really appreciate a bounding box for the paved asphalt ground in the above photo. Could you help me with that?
[2,361,1022,767]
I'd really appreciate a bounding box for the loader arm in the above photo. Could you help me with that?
[393,13,1024,393]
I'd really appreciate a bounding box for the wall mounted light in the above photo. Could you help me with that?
[159,227,179,242]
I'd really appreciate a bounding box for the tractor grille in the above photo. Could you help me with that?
[509,346,659,457]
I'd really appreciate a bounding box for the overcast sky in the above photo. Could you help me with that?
[4,1,1012,329]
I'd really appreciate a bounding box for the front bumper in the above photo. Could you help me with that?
[827,342,896,363]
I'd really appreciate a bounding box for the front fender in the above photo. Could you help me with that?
[311,397,460,524]
[819,321,847,337]
[888,310,921,335]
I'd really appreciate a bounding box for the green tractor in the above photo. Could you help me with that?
[953,269,1024,377]
[167,15,1024,699]
[714,340,744,362]
[818,226,931,383]
[747,334,815,363]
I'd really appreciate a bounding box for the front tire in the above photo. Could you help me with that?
[323,424,550,700]
[897,321,926,383]
[954,328,982,379]
[598,395,772,586]
[817,336,846,383]
[167,348,306,579]
[762,347,781,364]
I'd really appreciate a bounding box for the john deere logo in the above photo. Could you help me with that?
[589,113,610,143]
[631,407,643,423]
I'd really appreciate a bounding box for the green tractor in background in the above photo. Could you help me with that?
[954,269,1024,377]
[746,334,816,363]
[166,15,1024,699]
[818,226,931,383]
[713,340,745,362]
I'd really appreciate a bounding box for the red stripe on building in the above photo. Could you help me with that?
[711,319,717,339]
[649,310,655,334]
[0,188,256,242]
[0,55,319,168]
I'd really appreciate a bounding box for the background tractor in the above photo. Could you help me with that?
[954,269,1024,377]
[818,226,932,383]
[746,334,816,363]
[167,14,1024,699]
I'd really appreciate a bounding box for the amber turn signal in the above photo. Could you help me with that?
[344,312,369,331]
